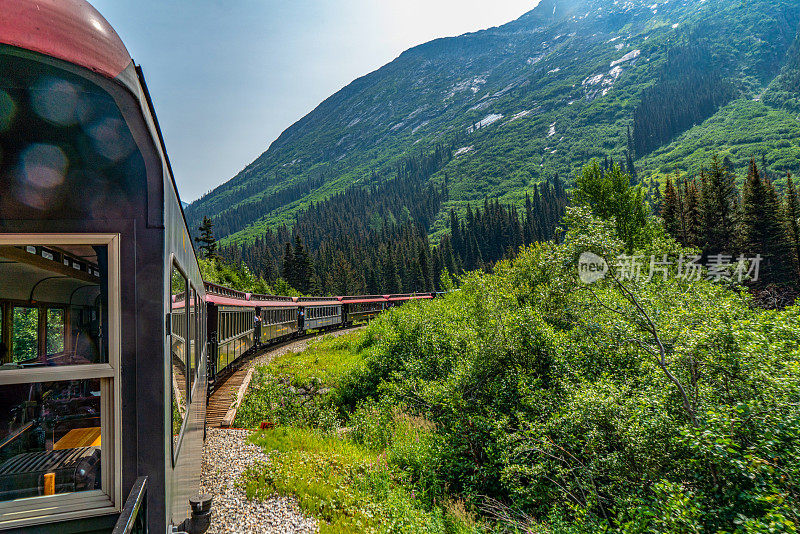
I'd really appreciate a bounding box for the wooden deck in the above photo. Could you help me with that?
[206,363,251,428]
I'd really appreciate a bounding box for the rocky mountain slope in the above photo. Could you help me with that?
[186,0,800,244]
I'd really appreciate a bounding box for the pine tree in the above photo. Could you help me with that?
[292,236,312,293]
[782,174,800,279]
[740,159,794,285]
[701,157,738,255]
[195,216,218,259]
[382,253,400,294]
[281,243,294,288]
[661,178,681,239]
[685,179,702,247]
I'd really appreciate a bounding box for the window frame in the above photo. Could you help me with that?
[170,260,190,464]
[193,288,201,393]
[188,284,196,395]
[0,233,122,528]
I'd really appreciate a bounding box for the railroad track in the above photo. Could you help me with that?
[206,326,363,428]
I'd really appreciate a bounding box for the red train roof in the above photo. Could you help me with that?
[206,294,298,308]
[297,301,343,307]
[0,0,132,80]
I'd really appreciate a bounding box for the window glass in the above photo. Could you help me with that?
[46,309,65,355]
[194,291,201,379]
[170,265,187,453]
[188,287,196,391]
[0,379,102,502]
[11,307,37,363]
[1,245,108,368]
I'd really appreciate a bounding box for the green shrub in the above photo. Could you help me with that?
[335,208,800,532]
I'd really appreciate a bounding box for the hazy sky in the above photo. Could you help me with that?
[91,0,541,202]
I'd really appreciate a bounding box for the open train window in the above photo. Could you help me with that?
[170,262,188,462]
[0,235,120,527]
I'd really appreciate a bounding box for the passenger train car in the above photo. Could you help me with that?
[0,0,209,532]
[0,1,435,532]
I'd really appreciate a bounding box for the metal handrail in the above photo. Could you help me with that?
[112,476,148,534]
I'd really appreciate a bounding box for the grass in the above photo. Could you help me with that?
[237,330,483,533]
[267,333,365,389]
[232,333,364,429]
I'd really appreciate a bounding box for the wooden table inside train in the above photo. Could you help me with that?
[53,427,101,450]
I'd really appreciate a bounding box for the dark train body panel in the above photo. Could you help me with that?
[0,1,206,532]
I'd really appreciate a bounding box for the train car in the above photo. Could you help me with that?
[340,296,386,325]
[204,283,300,389]
[0,1,210,532]
[203,284,255,390]
[385,293,435,308]
[295,297,342,331]
[252,294,299,345]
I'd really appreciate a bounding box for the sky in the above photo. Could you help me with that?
[91,0,541,203]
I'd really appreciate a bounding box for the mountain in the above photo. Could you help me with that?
[185,0,800,245]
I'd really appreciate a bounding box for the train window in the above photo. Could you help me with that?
[188,286,196,393]
[11,307,37,362]
[0,236,120,525]
[194,290,201,380]
[46,309,65,355]
[0,379,102,498]
[1,244,109,368]
[170,263,188,460]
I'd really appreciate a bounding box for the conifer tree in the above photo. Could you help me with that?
[195,216,218,259]
[685,179,702,247]
[661,177,681,239]
[701,157,738,255]
[292,236,312,293]
[782,174,800,278]
[740,159,794,285]
[281,243,294,288]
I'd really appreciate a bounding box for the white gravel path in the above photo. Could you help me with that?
[201,428,317,534]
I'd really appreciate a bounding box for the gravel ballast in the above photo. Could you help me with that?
[201,428,317,534]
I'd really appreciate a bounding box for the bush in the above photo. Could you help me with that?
[336,207,800,532]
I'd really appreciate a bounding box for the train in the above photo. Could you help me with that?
[204,284,433,390]
[0,1,434,533]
